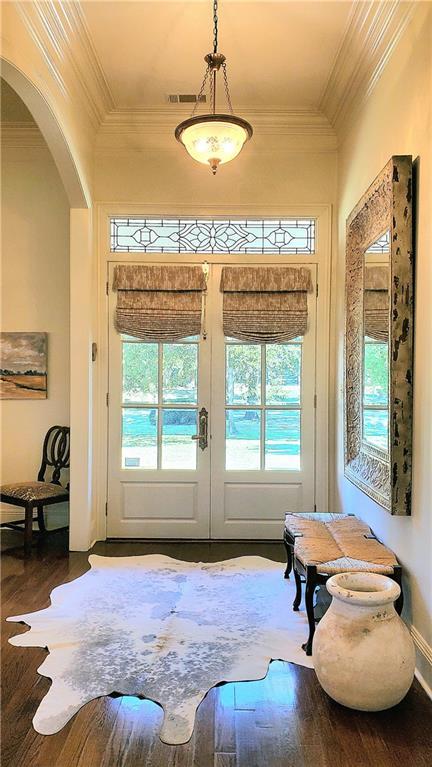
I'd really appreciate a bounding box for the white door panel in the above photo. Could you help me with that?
[223,482,302,519]
[121,482,198,519]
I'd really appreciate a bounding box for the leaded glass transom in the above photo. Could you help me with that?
[366,230,390,254]
[110,218,315,255]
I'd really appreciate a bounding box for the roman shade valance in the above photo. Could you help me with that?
[113,264,206,342]
[220,266,313,343]
[364,266,389,342]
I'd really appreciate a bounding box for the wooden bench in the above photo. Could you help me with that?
[283,512,402,656]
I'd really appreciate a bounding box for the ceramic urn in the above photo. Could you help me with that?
[313,571,415,711]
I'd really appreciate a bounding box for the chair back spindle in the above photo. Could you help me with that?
[37,426,70,486]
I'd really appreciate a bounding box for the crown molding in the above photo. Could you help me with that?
[96,107,337,153]
[1,121,48,148]
[99,107,337,137]
[63,2,115,117]
[320,0,416,138]
[16,1,113,130]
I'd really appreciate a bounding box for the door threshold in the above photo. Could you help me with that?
[105,537,283,543]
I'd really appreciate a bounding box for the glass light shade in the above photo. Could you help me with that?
[175,114,253,174]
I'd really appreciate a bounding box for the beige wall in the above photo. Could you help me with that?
[335,5,432,689]
[95,132,337,206]
[1,138,70,519]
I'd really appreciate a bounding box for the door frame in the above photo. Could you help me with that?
[94,203,332,541]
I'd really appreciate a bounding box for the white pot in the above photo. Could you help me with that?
[313,571,415,711]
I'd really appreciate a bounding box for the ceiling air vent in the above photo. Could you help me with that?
[168,94,207,104]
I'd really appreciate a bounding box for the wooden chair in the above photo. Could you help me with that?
[0,425,69,555]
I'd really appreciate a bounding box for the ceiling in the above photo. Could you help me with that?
[81,1,355,111]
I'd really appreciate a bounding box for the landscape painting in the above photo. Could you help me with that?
[0,333,47,399]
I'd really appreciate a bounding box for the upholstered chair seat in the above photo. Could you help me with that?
[0,481,68,504]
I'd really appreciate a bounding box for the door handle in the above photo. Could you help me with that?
[191,407,208,450]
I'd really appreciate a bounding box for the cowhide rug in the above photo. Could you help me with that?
[7,554,313,744]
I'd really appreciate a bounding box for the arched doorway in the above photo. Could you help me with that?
[1,60,94,551]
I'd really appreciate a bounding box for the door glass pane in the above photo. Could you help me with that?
[122,408,157,469]
[162,408,197,469]
[122,343,158,403]
[226,345,261,405]
[226,409,261,470]
[265,410,300,470]
[266,345,301,404]
[163,344,198,404]
[363,409,388,450]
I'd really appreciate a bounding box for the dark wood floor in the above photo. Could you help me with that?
[2,530,432,767]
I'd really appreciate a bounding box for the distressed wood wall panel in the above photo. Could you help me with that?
[390,157,414,515]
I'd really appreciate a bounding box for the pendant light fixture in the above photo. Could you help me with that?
[175,0,253,174]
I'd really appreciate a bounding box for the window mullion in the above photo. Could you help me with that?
[261,344,266,470]
[157,343,163,469]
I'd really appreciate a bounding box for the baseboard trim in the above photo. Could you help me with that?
[414,668,432,701]
[411,625,432,700]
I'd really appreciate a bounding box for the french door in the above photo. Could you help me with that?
[107,262,316,538]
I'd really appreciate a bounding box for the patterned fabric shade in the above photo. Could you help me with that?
[364,265,389,342]
[113,265,206,342]
[220,266,313,343]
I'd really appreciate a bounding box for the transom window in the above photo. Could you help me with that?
[225,338,302,470]
[365,231,390,254]
[110,218,315,255]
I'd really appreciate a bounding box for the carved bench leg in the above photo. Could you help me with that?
[392,566,404,615]
[293,562,302,611]
[302,565,317,656]
[283,534,293,579]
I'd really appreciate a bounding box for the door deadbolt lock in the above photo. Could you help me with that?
[191,407,208,450]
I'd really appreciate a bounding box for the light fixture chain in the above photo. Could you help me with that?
[192,64,211,117]
[175,0,253,175]
[213,0,218,53]
[222,62,234,114]
[209,66,215,114]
